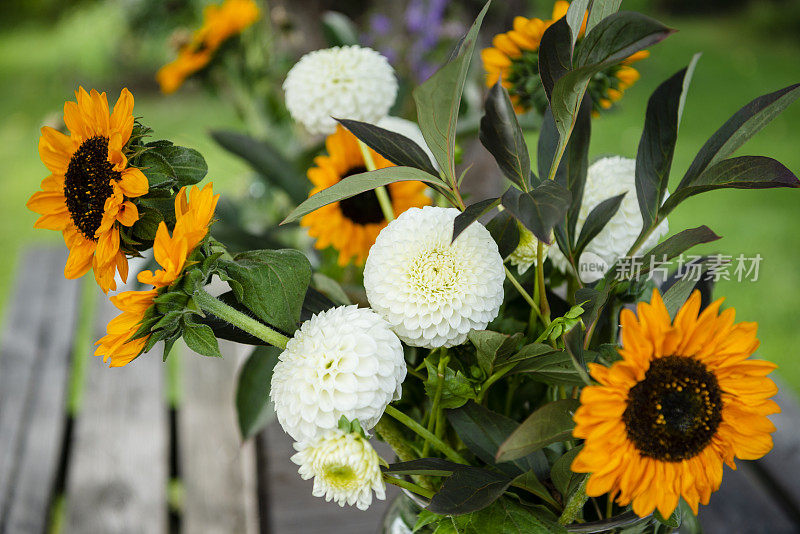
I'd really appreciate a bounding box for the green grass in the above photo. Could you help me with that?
[1,5,798,389]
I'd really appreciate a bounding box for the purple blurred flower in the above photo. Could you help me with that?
[370,14,392,36]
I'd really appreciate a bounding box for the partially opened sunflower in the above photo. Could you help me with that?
[27,87,149,292]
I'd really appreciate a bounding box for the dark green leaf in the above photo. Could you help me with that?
[413,2,490,182]
[428,467,511,515]
[311,273,351,305]
[236,346,279,439]
[383,458,463,477]
[661,156,800,216]
[182,319,222,358]
[586,0,622,34]
[573,193,625,258]
[321,11,359,46]
[655,508,682,528]
[563,326,592,385]
[635,58,699,227]
[501,343,560,365]
[220,249,311,333]
[501,181,571,244]
[575,284,610,331]
[510,351,585,386]
[559,95,592,243]
[337,118,439,176]
[453,197,501,244]
[679,83,800,189]
[487,210,521,259]
[139,144,207,187]
[468,330,523,375]
[565,0,591,48]
[480,82,531,190]
[511,471,559,508]
[550,446,584,498]
[131,207,163,244]
[662,260,713,319]
[282,166,441,224]
[450,497,567,533]
[622,226,721,281]
[496,400,580,462]
[538,17,572,102]
[211,130,308,204]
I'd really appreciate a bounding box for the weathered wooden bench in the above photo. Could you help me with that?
[0,247,798,533]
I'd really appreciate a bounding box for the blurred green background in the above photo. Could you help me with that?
[1,0,798,388]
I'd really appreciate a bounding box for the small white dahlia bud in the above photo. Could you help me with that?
[364,206,505,349]
[283,45,398,135]
[549,156,670,273]
[270,305,405,443]
[508,223,550,275]
[291,429,386,510]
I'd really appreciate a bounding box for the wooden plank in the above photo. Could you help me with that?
[65,295,168,534]
[264,421,398,534]
[2,249,80,533]
[178,341,259,534]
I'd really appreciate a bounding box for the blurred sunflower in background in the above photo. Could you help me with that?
[572,290,779,518]
[301,127,431,267]
[26,87,149,293]
[481,0,648,116]
[95,184,219,367]
[156,0,260,94]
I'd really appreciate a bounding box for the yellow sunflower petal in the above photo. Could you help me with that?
[118,167,149,198]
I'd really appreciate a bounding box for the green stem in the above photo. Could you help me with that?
[477,363,514,404]
[358,140,395,222]
[504,266,540,315]
[536,242,551,327]
[383,474,436,500]
[375,417,432,489]
[192,289,290,349]
[558,476,589,525]
[422,354,448,457]
[384,405,467,464]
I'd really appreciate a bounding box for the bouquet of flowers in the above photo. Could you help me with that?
[28,0,799,532]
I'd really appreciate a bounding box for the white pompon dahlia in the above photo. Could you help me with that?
[291,429,385,510]
[549,156,670,273]
[508,223,550,275]
[364,206,505,349]
[283,46,398,135]
[376,116,438,170]
[270,306,405,443]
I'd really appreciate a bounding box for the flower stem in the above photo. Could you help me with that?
[357,140,395,222]
[536,242,551,327]
[504,266,540,315]
[384,405,467,464]
[375,416,432,489]
[422,354,448,457]
[192,289,290,350]
[382,474,436,500]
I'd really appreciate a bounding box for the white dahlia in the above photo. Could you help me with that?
[283,45,398,135]
[291,429,385,510]
[508,223,550,275]
[549,156,670,273]
[364,206,505,349]
[376,116,438,170]
[270,305,405,443]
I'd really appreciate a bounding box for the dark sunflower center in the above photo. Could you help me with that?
[623,355,722,462]
[338,166,390,225]
[64,136,119,240]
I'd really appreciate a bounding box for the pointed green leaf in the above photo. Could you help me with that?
[453,197,501,244]
[487,210,521,259]
[501,181,571,244]
[236,346,279,439]
[182,319,222,358]
[480,82,531,190]
[573,193,625,258]
[496,400,580,462]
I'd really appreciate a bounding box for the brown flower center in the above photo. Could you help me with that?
[64,136,119,240]
[623,355,722,462]
[338,165,390,225]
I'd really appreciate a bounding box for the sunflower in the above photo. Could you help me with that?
[27,87,149,293]
[157,0,260,94]
[481,1,648,115]
[571,289,779,518]
[301,126,431,266]
[95,184,219,367]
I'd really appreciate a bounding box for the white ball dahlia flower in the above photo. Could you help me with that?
[549,156,669,273]
[508,223,550,275]
[376,116,438,170]
[364,206,505,349]
[283,46,398,135]
[291,429,385,510]
[270,305,405,443]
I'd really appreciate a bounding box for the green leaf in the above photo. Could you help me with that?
[195,291,267,346]
[447,401,549,478]
[662,260,712,319]
[538,17,572,103]
[235,346,279,440]
[337,118,439,176]
[413,1,490,183]
[679,83,800,189]
[654,508,682,528]
[501,343,560,365]
[550,446,584,498]
[210,130,309,205]
[661,156,800,216]
[384,458,463,477]
[453,197,501,244]
[565,0,590,48]
[428,467,511,515]
[182,318,222,358]
[586,0,622,34]
[480,82,531,190]
[486,210,521,259]
[573,193,625,259]
[563,325,592,385]
[321,11,359,46]
[425,357,476,410]
[312,273,351,305]
[468,330,523,375]
[496,400,580,462]
[509,351,585,386]
[501,181,572,244]
[450,497,567,534]
[220,249,311,333]
[282,166,441,224]
[139,144,207,187]
[511,470,559,508]
[635,57,700,227]
[131,207,164,244]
